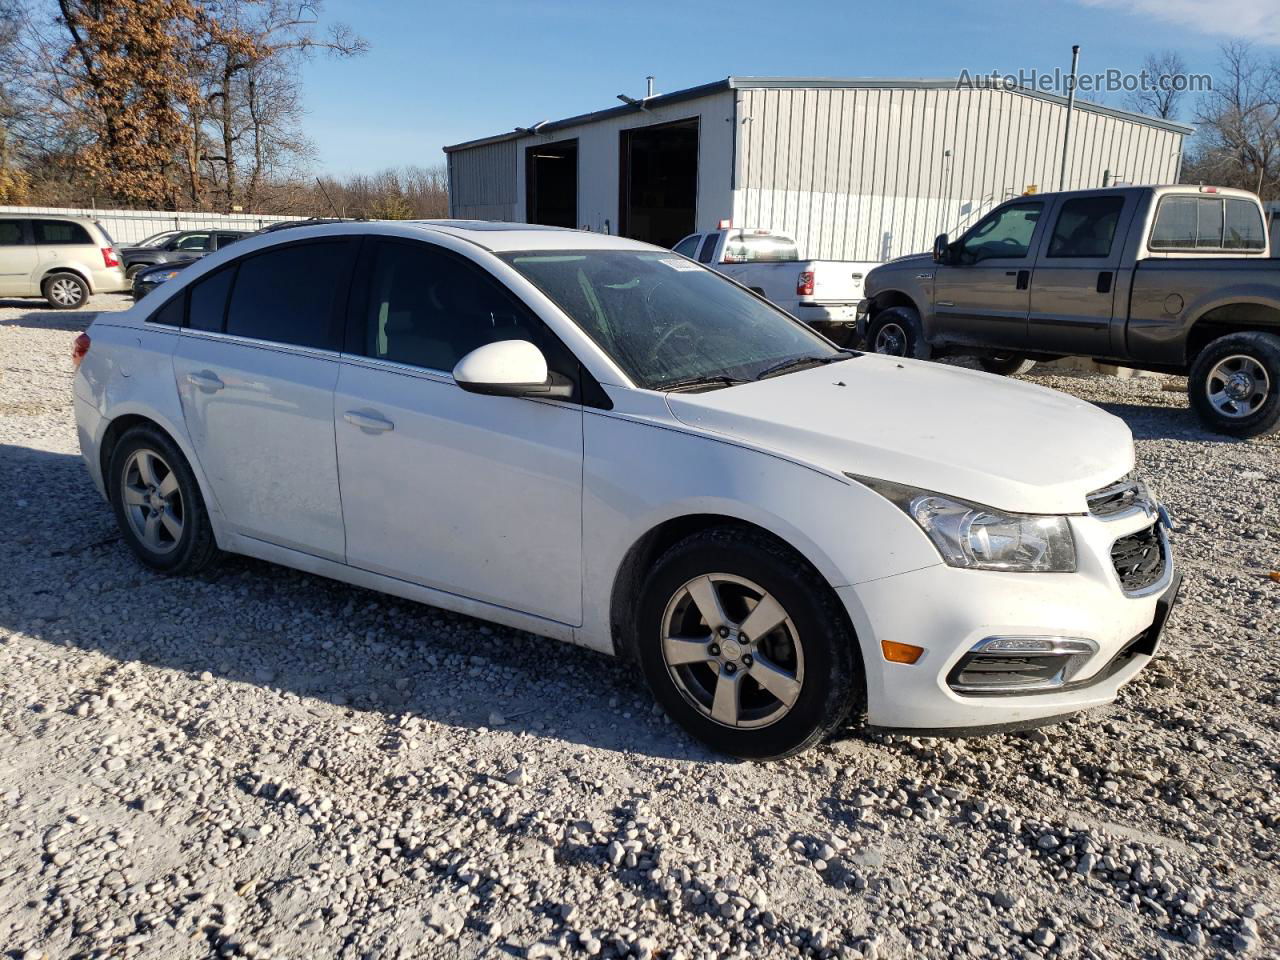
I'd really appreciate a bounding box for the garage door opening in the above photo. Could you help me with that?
[526,139,578,228]
[620,119,698,247]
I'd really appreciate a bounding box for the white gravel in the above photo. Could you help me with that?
[1,294,1277,960]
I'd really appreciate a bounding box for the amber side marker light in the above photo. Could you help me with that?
[881,640,925,664]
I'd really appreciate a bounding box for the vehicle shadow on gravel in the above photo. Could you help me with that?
[0,302,105,332]
[0,443,728,765]
[1093,401,1276,445]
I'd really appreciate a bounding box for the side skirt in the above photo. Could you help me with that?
[224,533,582,647]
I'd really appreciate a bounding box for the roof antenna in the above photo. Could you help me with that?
[315,176,342,218]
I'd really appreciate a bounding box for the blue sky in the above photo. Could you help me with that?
[301,0,1279,175]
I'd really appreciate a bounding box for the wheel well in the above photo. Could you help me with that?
[608,514,858,664]
[1187,304,1280,364]
[99,414,163,485]
[42,266,92,291]
[870,290,917,316]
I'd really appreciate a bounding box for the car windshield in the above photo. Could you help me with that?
[502,250,842,390]
[136,231,177,247]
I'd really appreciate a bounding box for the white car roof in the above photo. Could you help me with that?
[405,220,660,253]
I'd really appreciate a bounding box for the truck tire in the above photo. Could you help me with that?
[976,352,1037,376]
[866,306,931,360]
[1188,331,1280,438]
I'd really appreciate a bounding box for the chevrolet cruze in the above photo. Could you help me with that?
[72,221,1180,759]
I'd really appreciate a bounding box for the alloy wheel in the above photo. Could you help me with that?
[1206,354,1270,419]
[660,573,804,729]
[121,448,184,554]
[873,322,908,357]
[49,277,83,307]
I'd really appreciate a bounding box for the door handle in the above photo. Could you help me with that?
[186,371,224,392]
[1015,269,1030,290]
[343,410,394,434]
[1096,271,1114,294]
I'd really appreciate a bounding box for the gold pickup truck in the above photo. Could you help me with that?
[859,185,1280,438]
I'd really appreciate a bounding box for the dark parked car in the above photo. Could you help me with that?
[131,260,195,299]
[121,229,248,279]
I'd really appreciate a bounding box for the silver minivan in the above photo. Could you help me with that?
[0,215,128,308]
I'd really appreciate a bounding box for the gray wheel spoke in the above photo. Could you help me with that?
[143,513,161,546]
[159,506,182,540]
[710,667,741,725]
[135,451,158,487]
[748,654,802,708]
[158,471,179,497]
[662,635,713,666]
[123,485,148,507]
[739,592,786,642]
[686,575,727,632]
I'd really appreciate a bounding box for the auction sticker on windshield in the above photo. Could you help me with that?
[659,257,702,272]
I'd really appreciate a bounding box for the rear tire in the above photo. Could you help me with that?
[108,425,219,574]
[636,527,862,760]
[43,272,88,309]
[976,352,1037,376]
[1188,331,1280,438]
[867,306,931,360]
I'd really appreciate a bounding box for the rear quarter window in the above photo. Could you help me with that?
[33,220,93,245]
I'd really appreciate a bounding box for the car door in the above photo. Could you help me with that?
[172,238,355,561]
[931,200,1045,349]
[334,238,584,625]
[1026,194,1133,356]
[170,232,212,261]
[0,219,37,296]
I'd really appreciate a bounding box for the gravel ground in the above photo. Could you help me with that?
[1,295,1277,960]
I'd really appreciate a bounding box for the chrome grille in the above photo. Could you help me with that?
[1111,524,1166,594]
[1087,477,1150,518]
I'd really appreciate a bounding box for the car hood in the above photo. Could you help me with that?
[665,355,1133,515]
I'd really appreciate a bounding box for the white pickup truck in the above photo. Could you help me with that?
[673,228,875,344]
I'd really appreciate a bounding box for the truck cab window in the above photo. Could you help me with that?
[956,203,1042,264]
[1047,196,1125,258]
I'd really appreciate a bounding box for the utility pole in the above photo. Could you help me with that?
[1059,45,1080,191]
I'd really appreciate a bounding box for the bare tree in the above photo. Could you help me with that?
[1125,50,1189,120]
[1184,41,1280,200]
[0,0,28,201]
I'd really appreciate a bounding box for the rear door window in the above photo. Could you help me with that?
[697,234,719,264]
[33,220,93,245]
[188,266,236,332]
[225,240,348,349]
[1046,196,1126,258]
[214,232,243,250]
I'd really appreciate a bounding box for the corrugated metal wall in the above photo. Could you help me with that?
[733,86,1186,261]
[448,139,518,221]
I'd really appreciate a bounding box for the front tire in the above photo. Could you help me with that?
[43,272,88,309]
[1188,331,1280,438]
[108,426,219,574]
[636,528,861,760]
[866,306,931,360]
[976,352,1037,376]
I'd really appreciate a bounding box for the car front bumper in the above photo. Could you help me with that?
[837,511,1179,731]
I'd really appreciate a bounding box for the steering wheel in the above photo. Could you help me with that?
[649,320,699,361]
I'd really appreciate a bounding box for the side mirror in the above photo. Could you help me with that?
[452,340,572,399]
[932,233,950,264]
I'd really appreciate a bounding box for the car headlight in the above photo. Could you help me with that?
[153,270,181,282]
[848,475,1077,573]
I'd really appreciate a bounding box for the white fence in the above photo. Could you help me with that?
[0,205,305,245]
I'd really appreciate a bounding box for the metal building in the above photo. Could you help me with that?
[445,77,1191,262]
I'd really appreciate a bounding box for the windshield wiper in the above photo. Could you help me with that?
[662,374,751,393]
[755,351,853,381]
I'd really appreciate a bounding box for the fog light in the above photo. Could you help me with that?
[947,636,1097,695]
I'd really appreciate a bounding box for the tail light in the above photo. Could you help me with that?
[101,247,120,268]
[797,271,815,297]
[72,333,90,368]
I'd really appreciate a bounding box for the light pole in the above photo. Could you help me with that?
[1059,45,1080,191]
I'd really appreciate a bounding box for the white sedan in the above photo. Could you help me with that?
[72,221,1180,759]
